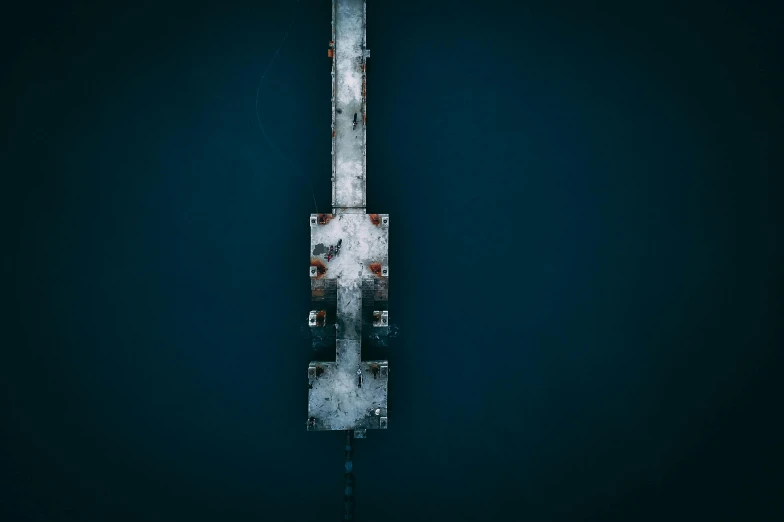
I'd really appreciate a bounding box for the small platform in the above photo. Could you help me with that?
[309,213,388,281]
[307,354,388,431]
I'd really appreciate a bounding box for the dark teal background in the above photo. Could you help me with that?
[3,1,782,521]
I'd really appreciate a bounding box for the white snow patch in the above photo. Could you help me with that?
[310,213,388,280]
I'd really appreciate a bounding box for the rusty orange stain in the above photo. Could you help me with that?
[327,49,334,58]
[369,214,381,226]
[311,258,327,278]
[318,213,333,225]
[369,262,382,276]
[316,310,327,326]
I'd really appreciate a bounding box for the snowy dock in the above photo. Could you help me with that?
[306,0,389,436]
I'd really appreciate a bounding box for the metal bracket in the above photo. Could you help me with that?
[373,310,388,327]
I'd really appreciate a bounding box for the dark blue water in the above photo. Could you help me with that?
[4,1,782,521]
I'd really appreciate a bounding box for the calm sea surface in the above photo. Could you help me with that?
[4,1,781,521]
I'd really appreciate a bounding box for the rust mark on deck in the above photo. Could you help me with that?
[318,214,333,225]
[368,214,381,226]
[311,258,327,278]
[369,262,382,276]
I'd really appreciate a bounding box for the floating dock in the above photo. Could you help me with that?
[306,0,389,439]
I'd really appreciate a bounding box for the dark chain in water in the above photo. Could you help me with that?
[344,430,355,520]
